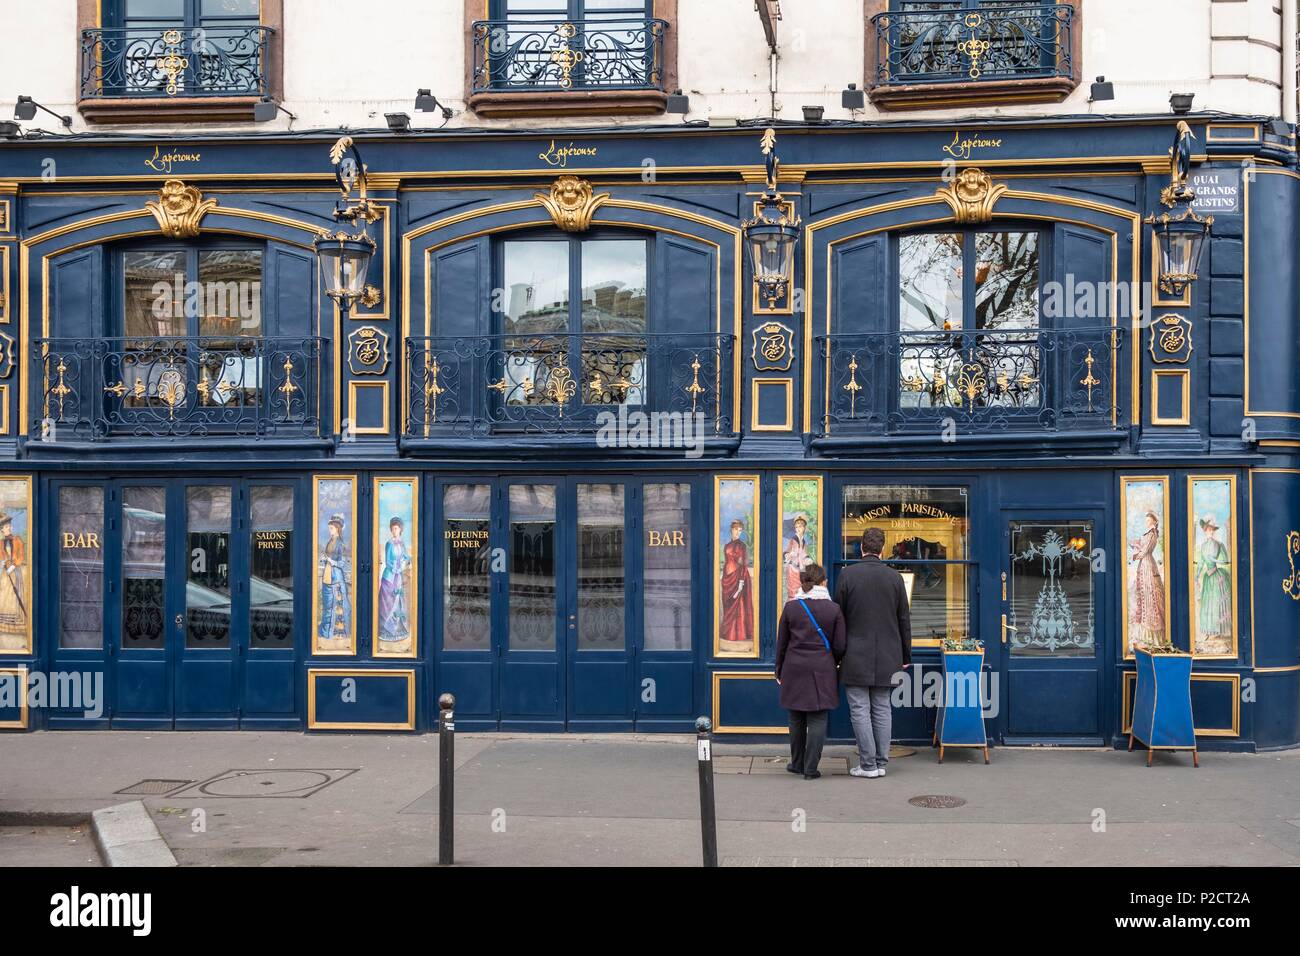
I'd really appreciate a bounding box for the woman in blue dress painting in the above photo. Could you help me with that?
[377,516,411,644]
[318,513,352,641]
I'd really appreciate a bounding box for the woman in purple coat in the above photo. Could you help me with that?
[775,563,847,779]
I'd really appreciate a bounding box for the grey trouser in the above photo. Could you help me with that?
[846,685,893,769]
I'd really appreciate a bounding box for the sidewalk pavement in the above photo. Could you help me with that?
[1,732,1298,866]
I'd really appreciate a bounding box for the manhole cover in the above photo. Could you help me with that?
[908,794,966,809]
[171,769,358,799]
[889,746,917,758]
[115,779,192,796]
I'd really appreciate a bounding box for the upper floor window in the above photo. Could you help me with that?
[469,0,672,117]
[80,0,277,122]
[497,235,649,409]
[897,229,1042,410]
[868,0,1078,110]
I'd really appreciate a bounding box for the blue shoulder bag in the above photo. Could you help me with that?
[797,599,832,652]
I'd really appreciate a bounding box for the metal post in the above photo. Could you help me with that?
[438,693,455,865]
[695,716,718,868]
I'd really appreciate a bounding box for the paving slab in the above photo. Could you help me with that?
[0,732,1296,867]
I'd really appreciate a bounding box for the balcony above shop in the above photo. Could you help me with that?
[403,332,737,455]
[30,336,326,451]
[467,17,670,117]
[813,326,1125,452]
[78,26,275,123]
[868,2,1078,110]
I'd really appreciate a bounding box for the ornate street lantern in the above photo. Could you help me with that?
[315,136,382,310]
[1148,120,1213,298]
[1151,207,1212,297]
[742,128,801,309]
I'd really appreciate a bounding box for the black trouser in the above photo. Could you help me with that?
[788,709,829,775]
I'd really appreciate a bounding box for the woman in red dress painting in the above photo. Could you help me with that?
[720,519,754,651]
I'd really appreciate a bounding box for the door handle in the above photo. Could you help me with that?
[1000,613,1017,645]
[174,613,185,632]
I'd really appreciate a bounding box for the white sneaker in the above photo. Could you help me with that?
[850,766,881,778]
[876,767,887,777]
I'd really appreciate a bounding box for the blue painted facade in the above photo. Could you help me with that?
[0,114,1297,749]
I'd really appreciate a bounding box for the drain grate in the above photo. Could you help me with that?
[908,794,966,809]
[115,779,193,796]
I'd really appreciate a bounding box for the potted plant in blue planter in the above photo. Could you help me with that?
[934,635,989,764]
[1129,641,1198,767]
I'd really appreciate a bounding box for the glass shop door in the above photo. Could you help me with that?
[995,508,1108,743]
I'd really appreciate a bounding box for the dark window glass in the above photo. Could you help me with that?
[59,487,105,650]
[1009,520,1095,658]
[186,486,231,649]
[509,484,557,650]
[443,484,491,652]
[250,485,293,649]
[122,487,166,649]
[643,483,691,651]
[577,484,624,650]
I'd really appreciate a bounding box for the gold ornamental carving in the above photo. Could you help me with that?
[535,176,609,233]
[1284,530,1300,600]
[935,168,1007,225]
[145,180,218,238]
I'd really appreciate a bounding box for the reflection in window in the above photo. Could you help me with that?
[1009,520,1095,657]
[643,483,691,651]
[577,484,625,650]
[498,237,648,409]
[250,485,293,649]
[186,486,231,649]
[841,485,970,645]
[898,230,1042,411]
[443,484,491,651]
[509,484,557,650]
[122,487,166,649]
[59,487,105,649]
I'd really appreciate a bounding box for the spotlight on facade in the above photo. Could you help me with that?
[254,97,296,123]
[666,89,690,114]
[802,105,825,123]
[1147,121,1212,299]
[1089,76,1114,102]
[1269,118,1292,138]
[0,121,20,139]
[14,95,71,129]
[415,89,454,119]
[842,83,865,110]
[742,128,801,310]
[1169,92,1194,114]
[386,112,412,133]
[315,137,381,311]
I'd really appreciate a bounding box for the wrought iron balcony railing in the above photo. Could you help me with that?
[406,332,734,441]
[33,336,323,441]
[80,26,273,99]
[816,326,1122,436]
[471,17,667,93]
[872,4,1073,86]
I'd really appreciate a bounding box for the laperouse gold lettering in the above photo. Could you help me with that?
[942,130,1003,161]
[539,139,598,168]
[145,145,202,174]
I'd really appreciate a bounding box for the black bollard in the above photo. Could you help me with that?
[438,693,455,865]
[695,716,718,868]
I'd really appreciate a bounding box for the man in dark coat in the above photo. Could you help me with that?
[834,527,911,778]
[775,563,846,779]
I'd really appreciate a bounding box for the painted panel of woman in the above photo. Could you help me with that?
[1194,514,1232,652]
[0,514,26,640]
[318,514,352,641]
[720,519,754,650]
[1128,511,1166,649]
[782,516,810,603]
[378,516,412,644]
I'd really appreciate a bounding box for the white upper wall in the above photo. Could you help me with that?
[0,0,1292,134]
